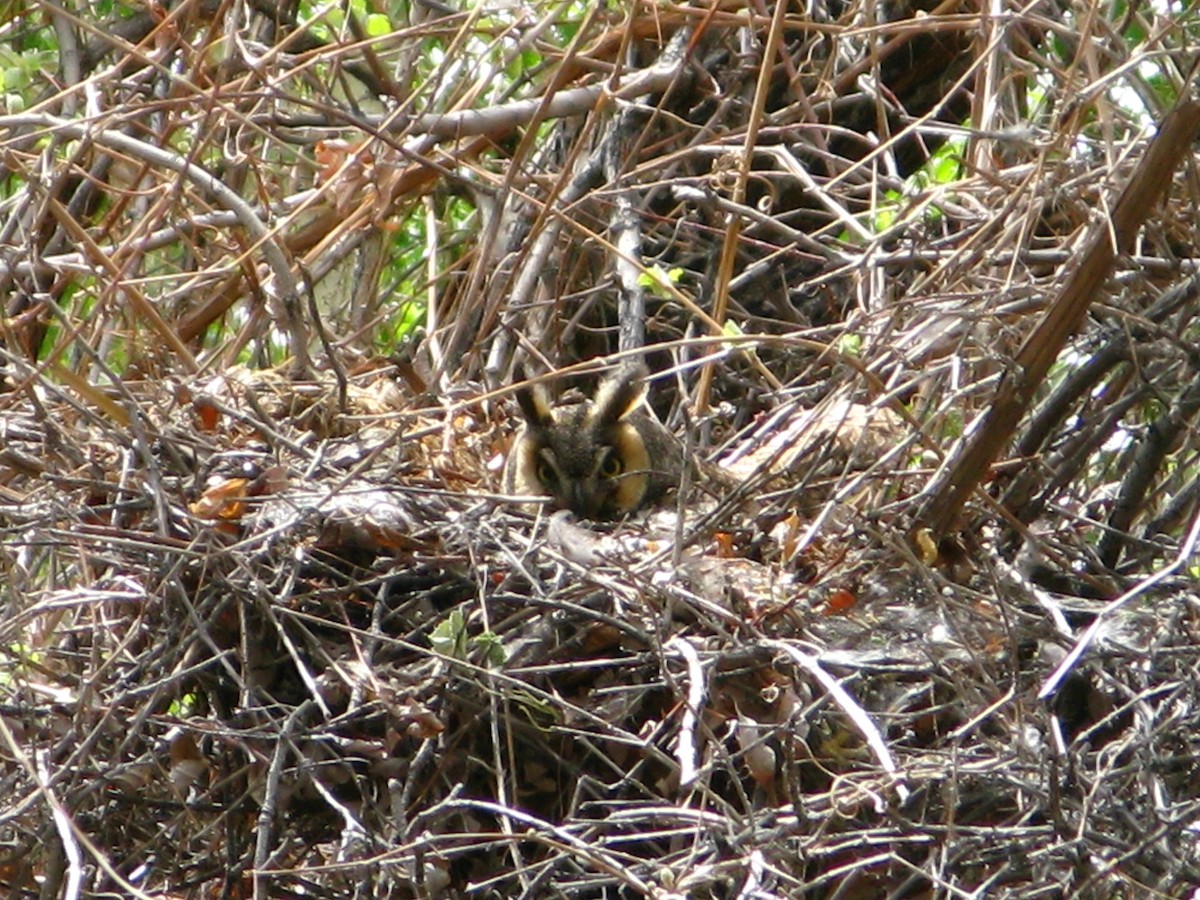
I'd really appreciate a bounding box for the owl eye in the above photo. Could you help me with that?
[598,451,623,479]
[536,460,557,487]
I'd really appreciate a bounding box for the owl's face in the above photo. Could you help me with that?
[506,368,653,520]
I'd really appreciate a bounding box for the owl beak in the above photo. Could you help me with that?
[567,481,604,520]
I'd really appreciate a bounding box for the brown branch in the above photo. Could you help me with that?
[921,100,1200,535]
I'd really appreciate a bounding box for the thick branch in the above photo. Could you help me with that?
[922,100,1200,535]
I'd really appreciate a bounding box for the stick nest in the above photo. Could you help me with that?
[2,0,1200,896]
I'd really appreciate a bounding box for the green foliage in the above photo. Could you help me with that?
[926,138,965,186]
[940,408,964,441]
[169,692,202,717]
[365,11,392,36]
[431,609,506,666]
[302,0,394,42]
[836,332,863,357]
[0,3,55,51]
[376,193,478,350]
[871,189,901,233]
[1140,68,1179,108]
[637,265,684,298]
[430,609,469,659]
[838,132,966,242]
[508,688,561,728]
[506,46,544,82]
[0,46,55,111]
[550,0,597,45]
[103,1,144,19]
[473,629,507,668]
[384,299,425,346]
[919,135,965,184]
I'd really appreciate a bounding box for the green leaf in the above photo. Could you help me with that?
[168,692,202,716]
[366,13,392,36]
[473,630,507,667]
[932,153,960,184]
[430,609,469,660]
[836,333,863,357]
[636,264,684,298]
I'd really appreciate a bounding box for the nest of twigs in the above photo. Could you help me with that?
[3,0,1200,896]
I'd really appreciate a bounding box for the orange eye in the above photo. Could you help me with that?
[599,452,623,479]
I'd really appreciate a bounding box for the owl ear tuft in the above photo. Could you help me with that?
[514,377,555,427]
[590,362,649,427]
